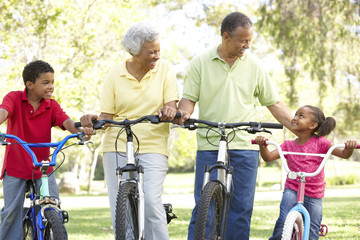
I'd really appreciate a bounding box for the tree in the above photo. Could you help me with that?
[256,0,360,134]
[0,0,157,188]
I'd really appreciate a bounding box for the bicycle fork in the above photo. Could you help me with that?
[117,140,145,239]
[202,136,233,239]
[289,178,310,240]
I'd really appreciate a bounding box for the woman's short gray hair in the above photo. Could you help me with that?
[121,22,160,56]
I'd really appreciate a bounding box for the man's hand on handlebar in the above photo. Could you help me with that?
[172,110,190,125]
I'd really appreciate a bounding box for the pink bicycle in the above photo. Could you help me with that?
[252,139,359,240]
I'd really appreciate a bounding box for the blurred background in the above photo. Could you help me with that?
[0,0,359,193]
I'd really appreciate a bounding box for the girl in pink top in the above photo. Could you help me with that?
[255,105,357,240]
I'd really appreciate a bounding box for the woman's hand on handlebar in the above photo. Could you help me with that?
[80,114,98,128]
[79,114,99,140]
[158,105,177,121]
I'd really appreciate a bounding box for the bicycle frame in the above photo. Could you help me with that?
[85,114,176,240]
[200,123,233,239]
[257,140,360,240]
[118,126,145,239]
[178,119,283,240]
[0,132,84,240]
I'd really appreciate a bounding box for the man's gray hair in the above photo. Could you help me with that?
[121,22,159,56]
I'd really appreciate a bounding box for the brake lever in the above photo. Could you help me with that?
[245,128,272,135]
[0,134,9,145]
[261,129,272,135]
[77,132,86,145]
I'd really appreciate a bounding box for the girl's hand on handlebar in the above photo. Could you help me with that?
[255,136,268,148]
[345,140,358,152]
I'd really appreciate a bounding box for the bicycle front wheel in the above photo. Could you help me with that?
[23,208,34,240]
[194,181,224,240]
[115,182,139,240]
[281,211,304,240]
[43,209,68,240]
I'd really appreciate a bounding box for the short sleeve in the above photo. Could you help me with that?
[0,92,17,118]
[183,57,201,102]
[51,100,70,130]
[163,61,179,104]
[255,65,279,106]
[100,71,116,114]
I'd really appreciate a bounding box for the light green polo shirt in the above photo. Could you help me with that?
[183,46,279,150]
[100,58,179,156]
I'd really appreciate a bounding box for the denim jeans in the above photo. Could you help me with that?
[187,150,259,240]
[0,172,59,240]
[269,188,322,240]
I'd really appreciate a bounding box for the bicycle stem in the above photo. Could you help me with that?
[126,142,136,165]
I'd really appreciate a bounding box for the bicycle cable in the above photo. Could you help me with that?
[201,126,237,147]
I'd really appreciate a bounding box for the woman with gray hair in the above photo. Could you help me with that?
[80,21,179,239]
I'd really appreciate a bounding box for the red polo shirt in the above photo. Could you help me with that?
[0,90,70,179]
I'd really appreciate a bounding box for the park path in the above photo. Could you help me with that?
[58,186,359,210]
[0,185,358,210]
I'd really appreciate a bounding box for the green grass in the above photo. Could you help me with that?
[64,188,360,240]
[1,160,359,239]
[66,208,113,239]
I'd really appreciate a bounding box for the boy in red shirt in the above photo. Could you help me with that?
[0,60,90,239]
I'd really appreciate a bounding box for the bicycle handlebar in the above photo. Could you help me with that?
[74,112,182,130]
[178,118,283,133]
[0,132,86,167]
[252,140,360,178]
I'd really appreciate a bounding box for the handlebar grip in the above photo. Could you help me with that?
[175,112,182,119]
[251,139,268,147]
[260,123,283,129]
[344,143,360,149]
[74,122,82,128]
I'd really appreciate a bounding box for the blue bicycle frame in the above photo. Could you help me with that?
[0,132,84,240]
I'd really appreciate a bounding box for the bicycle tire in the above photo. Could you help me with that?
[43,209,68,240]
[194,181,223,240]
[23,208,34,240]
[281,211,304,240]
[115,182,139,240]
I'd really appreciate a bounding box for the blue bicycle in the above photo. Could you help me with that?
[0,132,86,240]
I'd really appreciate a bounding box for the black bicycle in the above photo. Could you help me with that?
[176,119,283,240]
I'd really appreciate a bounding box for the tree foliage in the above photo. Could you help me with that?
[0,0,156,183]
[256,0,360,134]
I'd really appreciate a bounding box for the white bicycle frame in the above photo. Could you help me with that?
[201,122,232,193]
[117,140,145,239]
[264,140,353,240]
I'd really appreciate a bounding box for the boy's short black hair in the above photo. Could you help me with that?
[22,60,54,85]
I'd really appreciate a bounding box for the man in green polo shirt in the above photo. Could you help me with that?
[178,12,294,240]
